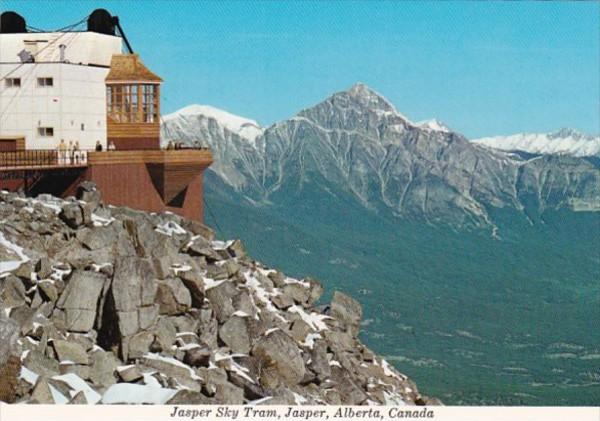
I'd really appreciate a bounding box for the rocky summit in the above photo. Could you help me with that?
[0,184,437,405]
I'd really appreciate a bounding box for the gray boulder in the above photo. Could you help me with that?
[111,257,156,312]
[205,281,237,322]
[22,350,59,378]
[167,390,214,404]
[117,310,139,338]
[156,278,192,315]
[75,181,102,209]
[30,377,55,403]
[181,220,215,241]
[186,236,221,260]
[68,390,88,404]
[227,239,246,258]
[282,283,311,306]
[215,382,244,404]
[140,355,201,392]
[128,331,155,359]
[77,227,115,251]
[60,203,84,228]
[152,256,172,279]
[330,291,362,336]
[305,278,324,305]
[38,280,58,303]
[0,275,27,307]
[178,270,205,307]
[184,347,211,367]
[56,271,106,332]
[252,330,305,387]
[151,317,177,352]
[308,340,331,379]
[89,350,120,387]
[116,364,142,382]
[52,340,89,365]
[0,315,20,365]
[219,316,251,354]
[138,304,159,330]
[330,365,368,405]
[111,257,157,338]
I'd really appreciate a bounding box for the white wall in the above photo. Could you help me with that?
[0,32,122,66]
[0,63,111,150]
[0,32,122,150]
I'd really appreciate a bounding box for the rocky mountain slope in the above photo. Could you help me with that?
[161,83,600,229]
[0,184,437,405]
[473,128,600,157]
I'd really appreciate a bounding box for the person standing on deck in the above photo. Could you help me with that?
[57,139,67,165]
[73,141,81,164]
[67,141,73,164]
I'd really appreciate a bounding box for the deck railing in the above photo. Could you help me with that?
[0,150,89,169]
[0,147,210,170]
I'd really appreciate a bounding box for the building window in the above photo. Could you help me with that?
[142,84,158,123]
[107,83,159,123]
[5,78,21,88]
[81,123,85,131]
[37,127,54,137]
[37,77,53,87]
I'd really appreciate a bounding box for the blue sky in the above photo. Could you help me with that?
[2,0,599,138]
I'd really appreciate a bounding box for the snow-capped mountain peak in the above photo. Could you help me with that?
[337,83,413,122]
[472,128,600,157]
[548,128,589,141]
[163,104,264,144]
[416,119,451,133]
[347,82,392,105]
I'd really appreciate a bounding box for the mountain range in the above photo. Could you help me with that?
[473,128,600,158]
[161,83,600,405]
[162,83,599,231]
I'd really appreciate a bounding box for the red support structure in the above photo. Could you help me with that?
[0,148,213,223]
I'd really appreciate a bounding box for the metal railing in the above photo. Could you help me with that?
[0,146,210,170]
[0,149,88,169]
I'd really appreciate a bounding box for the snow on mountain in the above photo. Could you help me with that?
[416,119,451,133]
[163,104,264,145]
[162,84,600,227]
[161,105,266,191]
[472,128,600,157]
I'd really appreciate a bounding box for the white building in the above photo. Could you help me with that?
[0,31,123,150]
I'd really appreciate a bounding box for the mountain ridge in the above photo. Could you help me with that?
[161,83,600,230]
[472,128,600,157]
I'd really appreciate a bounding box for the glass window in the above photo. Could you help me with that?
[107,83,158,123]
[142,84,158,123]
[37,127,54,137]
[37,77,53,87]
[5,78,21,88]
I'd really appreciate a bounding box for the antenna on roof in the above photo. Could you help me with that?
[87,9,134,54]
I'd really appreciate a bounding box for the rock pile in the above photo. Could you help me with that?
[0,185,438,405]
